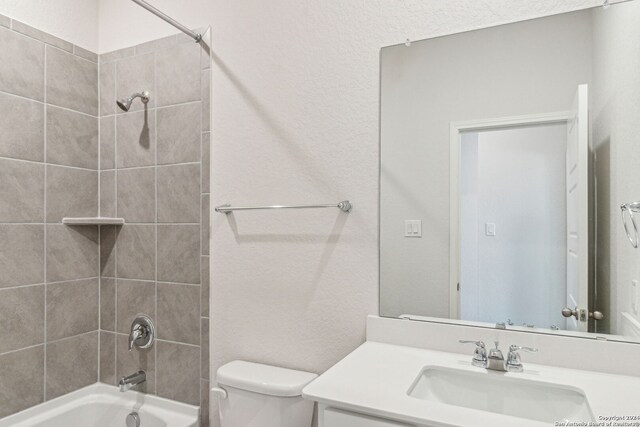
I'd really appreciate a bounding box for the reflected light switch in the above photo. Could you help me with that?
[404,220,422,237]
[485,223,496,236]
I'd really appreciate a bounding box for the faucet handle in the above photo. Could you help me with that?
[459,340,487,367]
[506,345,538,372]
[128,315,155,352]
[509,345,538,353]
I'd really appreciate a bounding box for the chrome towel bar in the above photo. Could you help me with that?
[215,201,352,214]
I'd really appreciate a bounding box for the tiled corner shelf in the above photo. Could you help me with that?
[62,217,125,225]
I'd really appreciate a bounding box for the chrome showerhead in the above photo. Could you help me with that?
[116,91,150,112]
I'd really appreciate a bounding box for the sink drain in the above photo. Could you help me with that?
[126,412,140,427]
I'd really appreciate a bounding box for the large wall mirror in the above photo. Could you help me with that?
[379,0,640,342]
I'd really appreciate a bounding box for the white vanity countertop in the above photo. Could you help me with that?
[302,341,640,427]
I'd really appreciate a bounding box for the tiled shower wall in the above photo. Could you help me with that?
[0,17,211,425]
[97,34,211,426]
[0,16,100,417]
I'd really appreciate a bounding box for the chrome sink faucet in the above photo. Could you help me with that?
[119,370,146,392]
[459,340,487,368]
[506,345,539,372]
[460,340,538,372]
[487,341,506,371]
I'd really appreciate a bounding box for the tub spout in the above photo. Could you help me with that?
[119,371,146,392]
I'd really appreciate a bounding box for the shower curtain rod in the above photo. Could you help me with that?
[131,0,202,43]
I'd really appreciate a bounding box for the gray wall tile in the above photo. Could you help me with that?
[0,225,44,288]
[0,91,44,162]
[0,14,10,28]
[201,318,209,380]
[117,167,156,223]
[202,194,210,255]
[116,110,155,168]
[100,47,135,64]
[0,345,44,418]
[0,27,44,100]
[0,285,44,353]
[116,280,156,334]
[99,61,116,116]
[100,226,117,277]
[157,103,201,165]
[100,116,116,170]
[157,283,200,345]
[116,333,155,393]
[156,43,200,107]
[201,70,210,132]
[157,225,200,284]
[201,133,210,193]
[0,158,44,222]
[201,256,209,317]
[200,41,210,70]
[99,331,116,385]
[100,278,116,331]
[46,46,98,115]
[73,45,98,63]
[46,166,98,222]
[116,53,155,112]
[156,341,199,405]
[157,164,200,223]
[135,34,178,55]
[46,225,98,282]
[46,332,98,399]
[11,20,73,52]
[100,171,116,217]
[46,106,99,169]
[47,278,99,341]
[116,225,155,280]
[200,380,210,427]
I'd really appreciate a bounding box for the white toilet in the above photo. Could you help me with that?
[213,360,318,427]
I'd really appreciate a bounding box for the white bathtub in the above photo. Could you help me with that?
[0,383,199,427]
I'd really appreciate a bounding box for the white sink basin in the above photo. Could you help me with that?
[408,366,594,424]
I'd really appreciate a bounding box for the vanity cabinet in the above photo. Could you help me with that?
[321,407,416,427]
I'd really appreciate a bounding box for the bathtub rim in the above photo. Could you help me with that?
[0,382,199,427]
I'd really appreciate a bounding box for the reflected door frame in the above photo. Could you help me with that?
[449,111,571,320]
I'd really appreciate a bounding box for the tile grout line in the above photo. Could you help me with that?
[0,88,100,119]
[102,161,201,172]
[0,156,100,172]
[153,49,159,396]
[112,333,202,349]
[97,54,102,384]
[198,45,204,406]
[43,43,48,403]
[0,276,102,291]
[114,54,119,388]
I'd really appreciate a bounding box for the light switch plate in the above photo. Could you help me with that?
[404,220,422,237]
[632,280,638,314]
[485,223,496,236]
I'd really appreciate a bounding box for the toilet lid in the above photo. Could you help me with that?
[217,361,318,397]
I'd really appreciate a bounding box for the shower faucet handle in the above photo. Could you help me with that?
[128,315,155,351]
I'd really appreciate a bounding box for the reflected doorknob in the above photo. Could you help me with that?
[562,307,604,321]
[589,310,604,321]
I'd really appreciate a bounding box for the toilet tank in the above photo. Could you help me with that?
[215,361,318,427]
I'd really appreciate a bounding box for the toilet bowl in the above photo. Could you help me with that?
[214,360,318,427]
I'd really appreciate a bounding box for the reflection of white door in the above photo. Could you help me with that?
[565,84,589,332]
